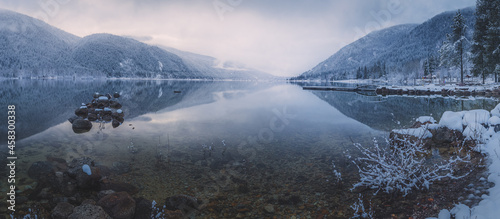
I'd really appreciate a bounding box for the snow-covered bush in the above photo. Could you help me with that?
[351,194,374,219]
[351,137,470,196]
[331,160,342,183]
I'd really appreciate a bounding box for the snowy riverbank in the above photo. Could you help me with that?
[376,84,500,97]
[402,103,500,219]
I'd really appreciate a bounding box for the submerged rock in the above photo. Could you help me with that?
[67,157,101,189]
[68,203,111,219]
[75,107,88,117]
[165,194,203,215]
[133,197,153,219]
[68,116,79,124]
[98,190,116,200]
[112,119,121,128]
[70,92,125,132]
[97,191,136,219]
[87,113,98,121]
[109,101,122,109]
[51,202,75,219]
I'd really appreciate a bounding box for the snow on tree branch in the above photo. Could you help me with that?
[350,137,470,197]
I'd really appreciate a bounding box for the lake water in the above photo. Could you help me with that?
[1,79,498,218]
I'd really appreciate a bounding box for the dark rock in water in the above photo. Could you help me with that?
[100,180,139,195]
[88,113,98,121]
[51,202,75,219]
[67,157,101,189]
[113,92,120,98]
[495,124,500,133]
[72,119,92,134]
[68,116,79,124]
[115,116,125,123]
[75,166,101,189]
[68,203,112,219]
[97,191,136,219]
[67,157,94,177]
[82,199,97,205]
[70,93,125,133]
[133,197,152,219]
[165,194,202,214]
[102,114,112,122]
[111,112,120,119]
[112,119,121,128]
[102,108,112,115]
[75,107,89,117]
[98,190,116,200]
[28,161,55,180]
[109,101,122,109]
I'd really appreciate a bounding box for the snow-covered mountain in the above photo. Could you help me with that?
[0,9,274,79]
[72,34,196,78]
[0,8,80,77]
[161,46,275,80]
[297,7,476,80]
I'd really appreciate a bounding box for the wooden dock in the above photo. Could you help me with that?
[303,86,377,92]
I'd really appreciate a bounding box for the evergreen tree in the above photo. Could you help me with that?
[423,59,429,77]
[472,0,489,84]
[487,0,500,82]
[428,55,438,79]
[472,0,500,83]
[453,10,467,84]
[423,55,437,82]
[439,10,468,84]
[356,67,362,79]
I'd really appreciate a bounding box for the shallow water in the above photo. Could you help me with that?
[1,80,498,218]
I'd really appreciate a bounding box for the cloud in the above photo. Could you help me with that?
[0,0,476,77]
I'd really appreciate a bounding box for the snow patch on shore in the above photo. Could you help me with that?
[424,103,500,219]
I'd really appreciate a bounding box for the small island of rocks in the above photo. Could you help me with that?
[69,92,124,133]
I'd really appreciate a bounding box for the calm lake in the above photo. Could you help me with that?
[1,79,498,218]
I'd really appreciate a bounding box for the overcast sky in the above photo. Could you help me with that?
[1,0,476,76]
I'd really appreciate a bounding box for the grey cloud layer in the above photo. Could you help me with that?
[1,0,475,76]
